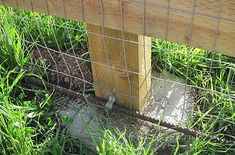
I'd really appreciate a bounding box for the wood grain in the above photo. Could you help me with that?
[87,24,151,111]
[2,0,235,57]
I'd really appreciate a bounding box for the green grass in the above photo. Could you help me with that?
[0,16,71,154]
[0,7,160,155]
[0,5,234,155]
[152,39,235,154]
[96,129,156,155]
[0,7,87,51]
[0,19,29,70]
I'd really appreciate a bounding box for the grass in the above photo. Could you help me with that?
[152,39,235,154]
[0,19,29,70]
[0,7,159,155]
[0,7,87,51]
[0,5,234,155]
[0,17,69,154]
[96,129,156,155]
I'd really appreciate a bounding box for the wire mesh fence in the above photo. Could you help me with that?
[0,0,235,153]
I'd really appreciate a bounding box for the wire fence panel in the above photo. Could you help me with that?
[0,0,235,153]
[2,0,235,56]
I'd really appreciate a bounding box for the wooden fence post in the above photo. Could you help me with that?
[87,24,151,111]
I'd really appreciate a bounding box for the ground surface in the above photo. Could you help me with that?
[33,47,195,154]
[33,47,93,91]
[58,95,177,155]
[146,72,194,125]
[34,46,194,123]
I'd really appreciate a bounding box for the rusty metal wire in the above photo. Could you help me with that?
[1,0,235,147]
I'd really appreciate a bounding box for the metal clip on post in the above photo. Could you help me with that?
[106,96,116,111]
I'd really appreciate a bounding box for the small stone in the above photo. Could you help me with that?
[64,77,70,83]
[72,71,77,76]
[75,98,82,103]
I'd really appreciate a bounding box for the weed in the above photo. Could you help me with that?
[0,19,29,70]
[96,129,156,155]
[0,5,234,155]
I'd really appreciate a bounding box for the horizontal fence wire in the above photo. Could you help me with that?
[26,40,234,98]
[128,0,235,22]
[3,0,235,21]
[2,13,234,68]
[1,5,234,97]
[0,0,235,148]
[1,0,235,56]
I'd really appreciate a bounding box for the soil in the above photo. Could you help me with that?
[30,46,194,154]
[57,95,175,155]
[29,47,194,154]
[32,47,93,92]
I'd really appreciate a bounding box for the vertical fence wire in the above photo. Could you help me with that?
[120,0,133,108]
[162,0,172,118]
[62,0,87,92]
[182,0,196,123]
[143,0,148,109]
[0,0,234,130]
[99,0,116,97]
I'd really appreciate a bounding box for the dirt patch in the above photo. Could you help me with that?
[32,47,93,91]
[56,95,180,155]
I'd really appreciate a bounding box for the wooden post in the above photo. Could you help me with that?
[87,24,151,111]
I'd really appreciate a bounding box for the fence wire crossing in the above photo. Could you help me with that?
[1,0,235,145]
